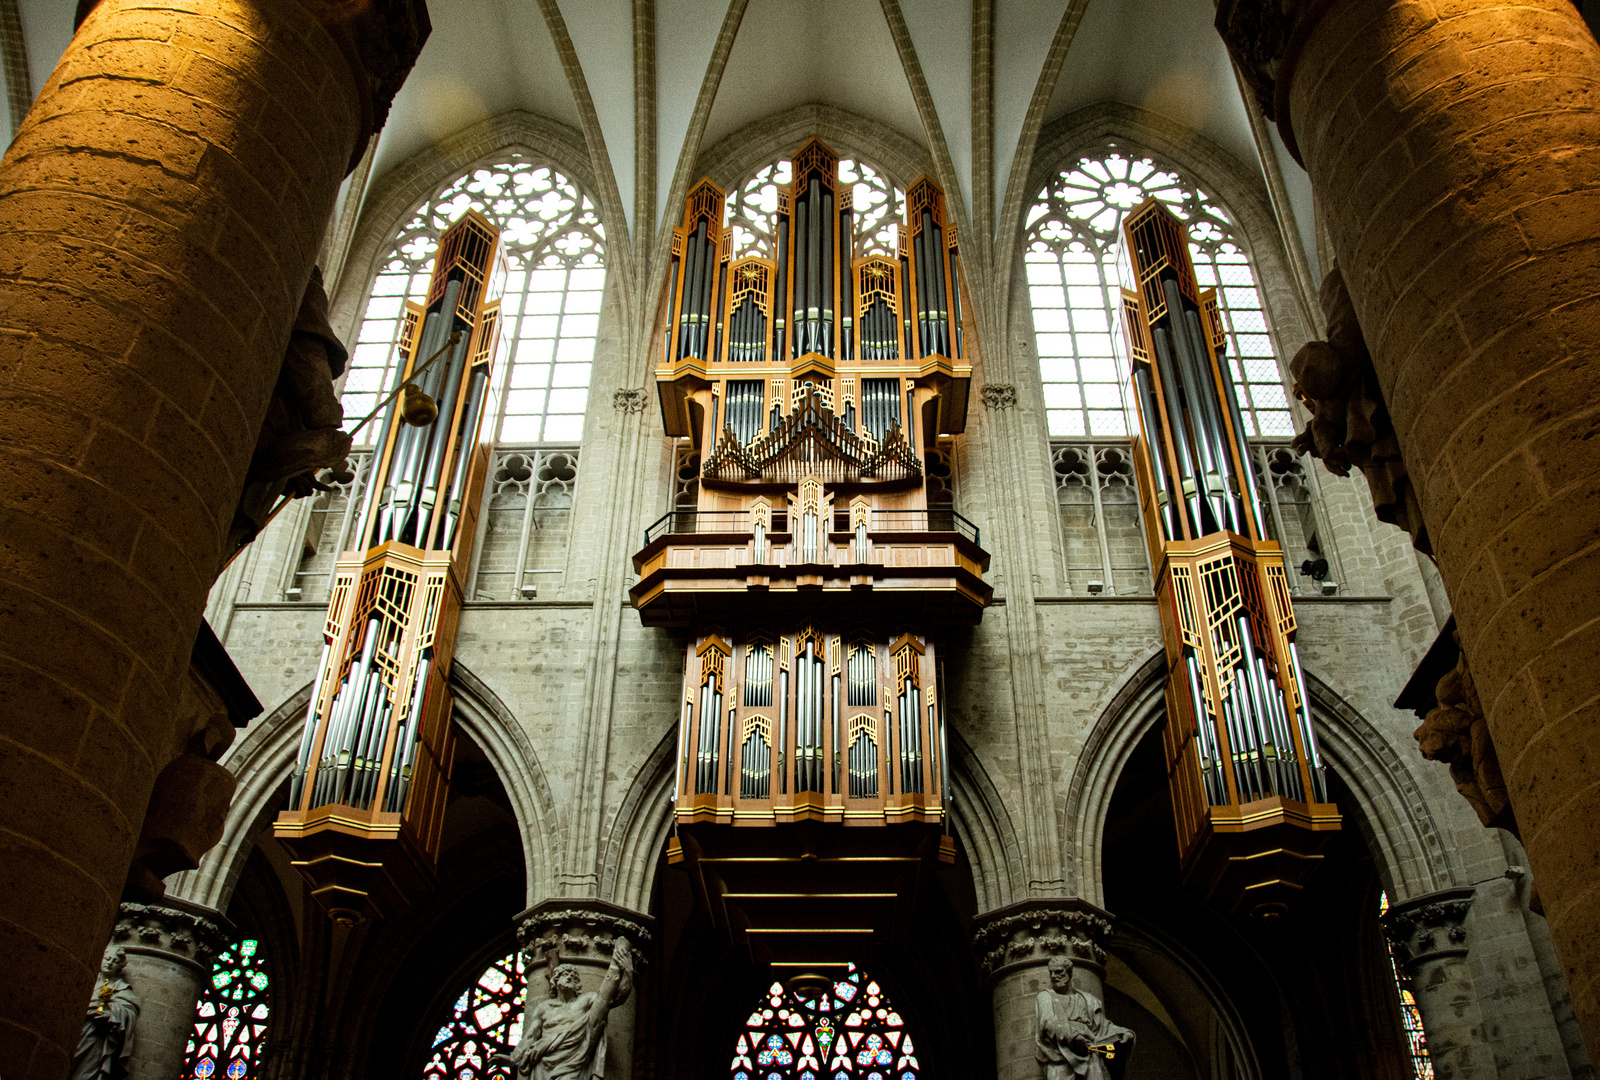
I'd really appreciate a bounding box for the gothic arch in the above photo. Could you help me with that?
[1063,651,1454,909]
[327,108,612,346]
[171,662,564,912]
[947,729,1026,912]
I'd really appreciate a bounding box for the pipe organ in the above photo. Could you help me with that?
[275,212,507,923]
[642,139,986,967]
[1118,199,1340,917]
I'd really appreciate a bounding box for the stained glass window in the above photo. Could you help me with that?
[423,949,528,1080]
[1380,891,1435,1079]
[183,939,269,1080]
[1024,151,1293,439]
[731,965,920,1080]
[347,157,606,446]
[724,158,907,263]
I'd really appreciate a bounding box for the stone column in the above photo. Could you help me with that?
[971,899,1117,1080]
[0,2,427,1075]
[107,899,234,1080]
[515,900,654,1079]
[1383,888,1493,1078]
[1216,0,1600,1052]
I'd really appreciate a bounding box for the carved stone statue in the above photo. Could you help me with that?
[1288,267,1430,554]
[1414,631,1516,835]
[1035,955,1134,1080]
[494,938,635,1080]
[226,266,354,563]
[70,949,140,1080]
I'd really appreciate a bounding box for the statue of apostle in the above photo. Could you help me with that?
[70,948,141,1080]
[1035,954,1135,1080]
[493,938,635,1080]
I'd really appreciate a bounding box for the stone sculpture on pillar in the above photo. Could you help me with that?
[1035,955,1134,1080]
[1413,631,1516,836]
[70,949,140,1080]
[494,938,635,1080]
[1287,267,1428,554]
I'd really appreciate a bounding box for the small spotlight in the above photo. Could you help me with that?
[520,584,539,600]
[1087,581,1105,595]
[284,587,303,601]
[1320,581,1339,597]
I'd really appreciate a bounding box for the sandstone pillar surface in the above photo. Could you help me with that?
[0,2,426,1074]
[1385,887,1494,1078]
[971,899,1117,1080]
[1218,0,1600,1053]
[109,899,234,1080]
[515,899,654,1079]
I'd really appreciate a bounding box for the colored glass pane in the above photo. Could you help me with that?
[1380,891,1436,1079]
[183,939,269,1080]
[423,949,528,1080]
[1025,151,1294,439]
[349,158,606,445]
[731,966,920,1080]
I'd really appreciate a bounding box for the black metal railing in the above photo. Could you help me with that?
[644,508,979,548]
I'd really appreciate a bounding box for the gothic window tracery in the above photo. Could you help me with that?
[724,158,907,263]
[183,939,270,1080]
[346,157,607,446]
[1024,151,1291,439]
[731,966,919,1080]
[423,949,527,1080]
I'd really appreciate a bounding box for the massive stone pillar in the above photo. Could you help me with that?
[108,899,234,1080]
[0,2,427,1074]
[1384,888,1493,1078]
[1217,0,1600,1053]
[971,900,1118,1080]
[515,900,654,1079]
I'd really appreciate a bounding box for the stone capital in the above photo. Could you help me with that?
[970,898,1114,984]
[614,388,648,414]
[515,898,655,973]
[75,0,431,168]
[1383,886,1474,971]
[112,897,236,977]
[1213,0,1336,162]
[980,384,1017,411]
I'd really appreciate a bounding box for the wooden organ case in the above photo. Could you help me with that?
[1118,199,1340,917]
[638,139,990,968]
[274,213,507,923]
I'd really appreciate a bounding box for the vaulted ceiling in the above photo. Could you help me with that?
[1,0,1316,275]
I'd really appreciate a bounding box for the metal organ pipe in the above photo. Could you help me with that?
[821,187,834,357]
[774,215,788,361]
[840,208,854,360]
[807,178,822,355]
[1131,365,1180,541]
[1148,322,1206,538]
[792,194,808,358]
[1161,279,1237,534]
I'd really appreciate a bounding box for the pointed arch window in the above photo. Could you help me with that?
[1024,151,1292,439]
[183,938,270,1080]
[346,157,607,447]
[731,966,920,1080]
[423,949,527,1080]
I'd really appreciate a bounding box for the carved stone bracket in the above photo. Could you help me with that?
[980,384,1017,411]
[112,898,235,977]
[970,899,1114,984]
[515,898,655,975]
[614,388,648,414]
[1213,0,1335,162]
[1383,887,1473,971]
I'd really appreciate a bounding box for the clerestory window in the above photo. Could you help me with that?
[724,156,906,262]
[1024,151,1292,439]
[345,157,607,447]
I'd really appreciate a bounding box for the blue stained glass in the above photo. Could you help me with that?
[424,951,528,1080]
[184,941,268,1080]
[731,967,920,1080]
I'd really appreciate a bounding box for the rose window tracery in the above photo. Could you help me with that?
[423,949,528,1080]
[183,939,270,1080]
[731,966,920,1080]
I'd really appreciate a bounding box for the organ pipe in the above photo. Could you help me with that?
[1118,198,1338,916]
[275,211,507,922]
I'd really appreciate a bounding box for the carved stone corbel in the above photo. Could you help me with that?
[614,388,648,414]
[515,898,655,979]
[1288,267,1429,554]
[1213,0,1335,162]
[980,384,1017,412]
[969,898,1114,983]
[1413,630,1516,836]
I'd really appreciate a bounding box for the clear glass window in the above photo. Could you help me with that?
[1025,152,1293,439]
[724,157,906,262]
[345,157,606,447]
